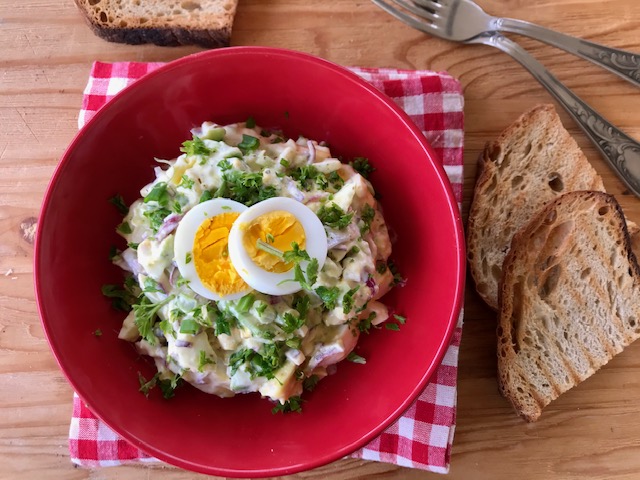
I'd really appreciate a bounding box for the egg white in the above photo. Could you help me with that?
[228,197,328,295]
[174,198,250,301]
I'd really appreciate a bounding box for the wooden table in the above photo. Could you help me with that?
[2,1,640,478]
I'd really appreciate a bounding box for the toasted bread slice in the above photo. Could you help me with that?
[74,0,238,48]
[467,104,605,310]
[497,191,640,422]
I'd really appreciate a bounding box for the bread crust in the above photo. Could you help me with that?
[467,104,605,310]
[84,23,231,48]
[74,0,236,48]
[497,191,640,421]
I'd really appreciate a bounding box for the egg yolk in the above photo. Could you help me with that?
[242,211,306,273]
[193,212,249,297]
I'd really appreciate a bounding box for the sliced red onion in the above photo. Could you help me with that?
[326,223,359,249]
[366,275,376,290]
[168,264,179,287]
[114,248,143,276]
[174,339,193,348]
[269,295,281,305]
[307,140,316,164]
[306,192,329,203]
[155,213,183,242]
[285,179,305,202]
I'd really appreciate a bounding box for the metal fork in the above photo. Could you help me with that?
[373,0,640,198]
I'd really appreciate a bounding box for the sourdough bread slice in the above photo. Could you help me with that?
[74,0,238,48]
[467,104,605,310]
[497,191,640,422]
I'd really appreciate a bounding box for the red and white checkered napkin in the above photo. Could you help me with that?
[71,62,465,474]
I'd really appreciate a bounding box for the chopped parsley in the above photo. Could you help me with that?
[199,190,213,203]
[393,314,407,324]
[272,396,303,414]
[144,182,170,206]
[138,372,160,397]
[214,311,232,336]
[289,165,328,191]
[180,136,210,157]
[133,295,173,344]
[117,221,132,234]
[101,283,136,312]
[317,203,353,229]
[198,350,215,372]
[388,260,406,286]
[342,285,360,314]
[293,295,310,320]
[303,375,320,392]
[229,344,284,380]
[143,277,163,293]
[237,134,260,155]
[108,194,129,215]
[360,204,375,234]
[143,207,171,233]
[282,242,310,264]
[185,252,192,264]
[93,329,102,337]
[358,311,378,334]
[140,371,183,399]
[315,285,340,310]
[179,175,194,189]
[376,261,387,274]
[282,312,304,334]
[215,170,277,206]
[179,318,199,335]
[386,323,400,331]
[217,159,232,171]
[347,352,367,364]
[350,157,375,178]
[245,116,256,128]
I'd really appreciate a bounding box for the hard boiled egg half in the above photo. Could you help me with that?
[174,199,251,301]
[228,197,328,295]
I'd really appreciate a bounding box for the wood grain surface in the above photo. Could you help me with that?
[2,0,640,479]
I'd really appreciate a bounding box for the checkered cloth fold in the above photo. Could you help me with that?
[71,62,464,474]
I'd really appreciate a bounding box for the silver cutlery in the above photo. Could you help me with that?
[372,0,640,198]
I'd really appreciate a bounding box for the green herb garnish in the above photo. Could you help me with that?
[317,203,353,229]
[101,283,136,312]
[117,221,132,234]
[360,204,375,234]
[347,352,366,364]
[282,312,304,334]
[350,157,376,178]
[198,350,215,372]
[179,318,199,335]
[237,293,256,313]
[109,194,129,215]
[144,182,170,206]
[133,295,173,344]
[237,134,260,155]
[315,286,340,310]
[199,190,213,203]
[179,175,194,189]
[342,285,360,314]
[181,136,210,157]
[271,396,303,414]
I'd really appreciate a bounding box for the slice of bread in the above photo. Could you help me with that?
[497,191,640,422]
[467,104,605,310]
[74,0,238,48]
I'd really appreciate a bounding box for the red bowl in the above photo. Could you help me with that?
[35,47,464,477]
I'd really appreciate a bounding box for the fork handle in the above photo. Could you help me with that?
[481,33,640,197]
[495,18,640,88]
